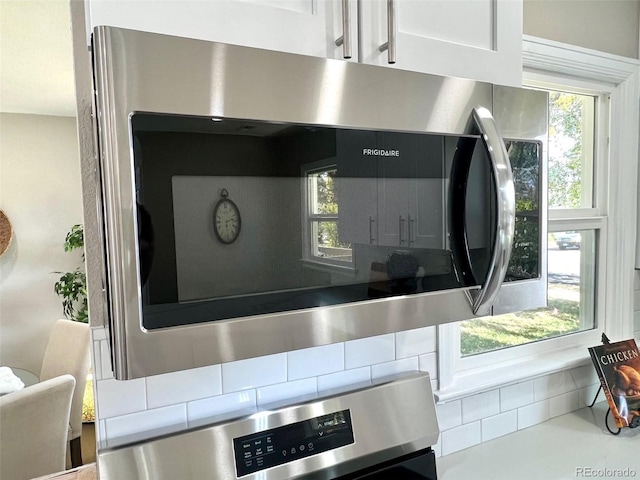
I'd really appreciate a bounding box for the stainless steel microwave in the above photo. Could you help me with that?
[92,26,548,379]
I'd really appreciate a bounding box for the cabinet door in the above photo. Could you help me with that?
[336,130,379,245]
[358,0,522,86]
[87,0,357,60]
[411,136,445,249]
[377,132,414,247]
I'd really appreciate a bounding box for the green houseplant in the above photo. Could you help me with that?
[54,224,88,323]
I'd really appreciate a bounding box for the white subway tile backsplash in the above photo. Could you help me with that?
[287,344,344,381]
[371,357,419,380]
[441,421,481,456]
[317,367,371,394]
[431,379,438,394]
[345,334,395,369]
[437,400,462,431]
[395,327,436,359]
[481,410,517,442]
[92,341,102,381]
[96,378,146,419]
[97,420,107,450]
[99,340,114,380]
[549,390,581,418]
[580,384,603,407]
[533,372,567,401]
[91,318,594,456]
[462,390,500,424]
[418,353,438,379]
[500,381,533,412]
[187,390,257,428]
[432,437,442,458]
[146,365,222,409]
[257,378,317,407]
[563,370,577,391]
[518,400,550,430]
[568,365,599,389]
[221,353,287,393]
[105,404,187,448]
[91,327,106,341]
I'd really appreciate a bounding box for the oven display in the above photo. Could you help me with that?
[233,409,354,477]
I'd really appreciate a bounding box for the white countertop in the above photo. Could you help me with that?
[438,402,639,480]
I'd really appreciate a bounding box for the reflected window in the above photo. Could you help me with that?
[305,166,352,266]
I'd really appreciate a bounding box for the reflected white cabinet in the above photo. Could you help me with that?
[87,0,521,86]
[86,0,358,60]
[336,130,379,245]
[377,133,445,249]
[337,131,445,249]
[359,0,522,86]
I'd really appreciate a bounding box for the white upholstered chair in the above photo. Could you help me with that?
[0,374,75,480]
[40,319,91,467]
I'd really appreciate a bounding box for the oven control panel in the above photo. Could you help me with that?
[233,409,354,477]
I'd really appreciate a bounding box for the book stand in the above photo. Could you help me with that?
[588,333,640,435]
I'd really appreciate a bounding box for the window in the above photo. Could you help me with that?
[433,34,639,399]
[459,90,602,358]
[303,162,353,268]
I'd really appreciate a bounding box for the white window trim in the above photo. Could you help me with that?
[300,158,356,274]
[436,36,640,403]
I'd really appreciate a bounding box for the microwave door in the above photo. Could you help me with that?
[449,107,516,316]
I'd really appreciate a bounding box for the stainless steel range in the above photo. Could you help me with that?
[97,372,439,479]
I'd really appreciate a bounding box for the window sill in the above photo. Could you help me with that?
[301,259,357,277]
[434,345,592,403]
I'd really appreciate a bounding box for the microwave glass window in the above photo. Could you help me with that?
[504,140,541,282]
[130,114,535,329]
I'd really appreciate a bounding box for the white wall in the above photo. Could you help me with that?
[524,0,640,59]
[0,113,83,373]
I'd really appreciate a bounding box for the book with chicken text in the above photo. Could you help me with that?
[588,339,640,428]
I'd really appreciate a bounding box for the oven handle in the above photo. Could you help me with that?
[449,106,515,316]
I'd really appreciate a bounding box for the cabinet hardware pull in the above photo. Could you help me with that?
[378,0,396,64]
[335,0,352,59]
[408,215,415,245]
[399,215,405,244]
[369,216,376,243]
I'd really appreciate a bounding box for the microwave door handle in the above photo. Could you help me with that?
[468,106,516,316]
[335,0,352,59]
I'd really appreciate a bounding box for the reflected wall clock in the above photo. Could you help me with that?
[213,189,241,244]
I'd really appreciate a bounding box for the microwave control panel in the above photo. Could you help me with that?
[233,409,354,477]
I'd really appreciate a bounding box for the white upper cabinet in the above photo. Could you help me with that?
[86,0,358,61]
[358,0,522,86]
[87,0,521,85]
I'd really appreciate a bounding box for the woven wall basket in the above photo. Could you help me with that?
[0,210,13,257]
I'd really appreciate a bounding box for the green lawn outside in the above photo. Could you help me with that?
[460,297,581,356]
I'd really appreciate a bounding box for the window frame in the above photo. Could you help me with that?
[435,37,639,402]
[301,158,356,273]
